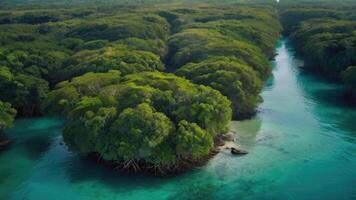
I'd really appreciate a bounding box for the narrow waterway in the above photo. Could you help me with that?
[1,38,355,200]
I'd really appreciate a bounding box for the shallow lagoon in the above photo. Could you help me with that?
[1,39,355,200]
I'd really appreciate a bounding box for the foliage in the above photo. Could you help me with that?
[281,2,356,101]
[168,29,271,78]
[45,71,231,167]
[54,45,164,82]
[0,66,49,116]
[0,101,16,131]
[1,2,282,171]
[43,70,121,115]
[65,14,170,41]
[0,3,280,118]
[161,7,280,116]
[177,57,263,118]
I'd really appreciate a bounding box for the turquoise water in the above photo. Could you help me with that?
[1,39,355,200]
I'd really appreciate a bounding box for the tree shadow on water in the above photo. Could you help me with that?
[0,167,12,182]
[311,88,355,109]
[297,70,356,135]
[21,134,52,160]
[63,155,170,194]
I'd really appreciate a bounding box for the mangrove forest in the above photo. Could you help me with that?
[0,0,355,199]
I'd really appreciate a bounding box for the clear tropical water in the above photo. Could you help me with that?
[1,38,355,200]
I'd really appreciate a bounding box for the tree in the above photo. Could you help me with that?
[54,45,164,83]
[45,71,232,171]
[0,101,16,130]
[0,101,16,144]
[177,56,263,118]
[0,66,49,116]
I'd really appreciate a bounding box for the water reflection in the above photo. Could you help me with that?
[0,118,64,200]
[63,153,167,193]
[22,135,52,160]
[295,59,356,137]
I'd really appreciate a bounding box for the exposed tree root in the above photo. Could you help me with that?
[85,136,227,176]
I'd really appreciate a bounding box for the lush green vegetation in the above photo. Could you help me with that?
[0,5,171,116]
[0,101,16,143]
[54,44,165,83]
[0,2,280,172]
[280,1,356,101]
[44,71,231,171]
[0,3,280,118]
[0,102,16,128]
[0,66,49,116]
[163,5,281,117]
[176,57,263,117]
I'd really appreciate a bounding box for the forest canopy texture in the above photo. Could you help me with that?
[1,0,355,173]
[0,1,282,172]
[280,1,356,101]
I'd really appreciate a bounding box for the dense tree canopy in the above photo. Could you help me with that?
[165,6,280,76]
[177,57,263,118]
[168,29,271,78]
[65,14,170,41]
[280,1,356,101]
[0,66,49,116]
[54,45,165,83]
[0,2,281,172]
[0,3,280,118]
[45,71,231,170]
[162,5,280,116]
[0,101,16,143]
[0,101,16,131]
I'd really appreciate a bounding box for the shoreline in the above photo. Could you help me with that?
[84,132,242,177]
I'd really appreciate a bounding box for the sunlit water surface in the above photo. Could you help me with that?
[1,39,355,200]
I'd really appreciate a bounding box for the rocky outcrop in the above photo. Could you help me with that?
[231,147,248,155]
[220,133,236,142]
[214,132,248,156]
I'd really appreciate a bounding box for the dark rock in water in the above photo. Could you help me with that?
[231,147,248,155]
